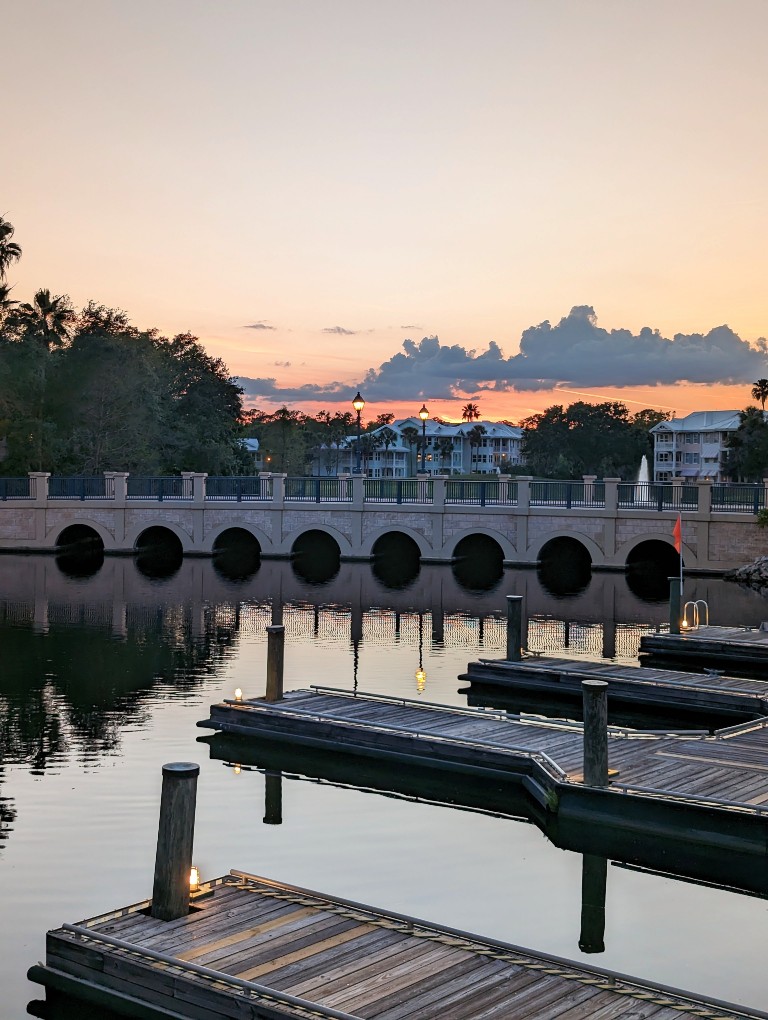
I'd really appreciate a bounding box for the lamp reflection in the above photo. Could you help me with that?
[416,612,427,695]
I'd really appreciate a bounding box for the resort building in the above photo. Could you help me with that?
[313,418,524,477]
[650,410,743,482]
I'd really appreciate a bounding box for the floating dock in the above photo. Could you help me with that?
[29,870,768,1020]
[639,625,768,676]
[199,688,768,857]
[459,656,768,724]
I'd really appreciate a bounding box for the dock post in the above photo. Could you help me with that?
[505,596,523,661]
[151,762,199,921]
[265,624,285,701]
[578,854,607,954]
[263,770,283,824]
[668,577,681,635]
[582,680,608,788]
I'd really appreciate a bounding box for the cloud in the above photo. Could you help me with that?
[243,322,276,330]
[237,306,768,405]
[273,360,291,367]
[400,324,422,330]
[322,325,357,335]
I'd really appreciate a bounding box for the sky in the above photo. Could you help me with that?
[4,0,768,423]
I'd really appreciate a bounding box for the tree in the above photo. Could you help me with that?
[401,426,420,475]
[372,412,395,428]
[0,217,21,281]
[467,424,487,470]
[461,402,480,422]
[724,406,768,481]
[16,289,75,350]
[436,436,454,472]
[752,379,768,411]
[521,402,665,479]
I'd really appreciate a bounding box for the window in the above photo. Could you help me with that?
[656,432,673,444]
[684,433,700,443]
[657,452,672,463]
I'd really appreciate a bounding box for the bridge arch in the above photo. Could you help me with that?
[362,525,432,560]
[278,524,354,559]
[47,519,114,551]
[526,530,604,566]
[203,522,274,555]
[616,533,695,569]
[439,527,516,562]
[125,521,192,552]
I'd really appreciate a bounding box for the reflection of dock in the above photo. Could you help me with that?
[31,870,766,1020]
[200,689,768,858]
[639,625,768,676]
[460,656,768,724]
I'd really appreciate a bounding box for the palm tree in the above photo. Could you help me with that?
[436,436,454,472]
[378,427,398,476]
[17,289,75,350]
[752,379,768,411]
[401,426,420,475]
[0,217,22,281]
[461,402,480,422]
[467,424,487,471]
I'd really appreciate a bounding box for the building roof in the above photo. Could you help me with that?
[392,418,523,439]
[650,410,743,434]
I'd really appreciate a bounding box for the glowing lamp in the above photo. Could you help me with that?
[234,688,243,702]
[189,866,201,893]
[415,667,427,694]
[418,404,429,422]
[352,391,365,413]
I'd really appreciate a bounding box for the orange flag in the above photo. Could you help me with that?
[672,514,682,553]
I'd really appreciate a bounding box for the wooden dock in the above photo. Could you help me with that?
[199,689,768,857]
[459,656,768,723]
[639,625,768,676]
[29,870,768,1020]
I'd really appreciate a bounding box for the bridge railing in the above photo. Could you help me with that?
[617,482,698,511]
[126,476,193,501]
[48,476,115,500]
[364,479,433,503]
[445,480,518,506]
[0,477,34,500]
[285,477,352,502]
[530,480,606,508]
[206,476,273,501]
[711,483,767,513]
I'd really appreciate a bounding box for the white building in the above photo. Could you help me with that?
[650,410,743,482]
[313,418,524,477]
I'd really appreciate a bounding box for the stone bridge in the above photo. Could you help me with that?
[0,472,763,572]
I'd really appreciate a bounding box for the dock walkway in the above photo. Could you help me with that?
[460,656,768,720]
[200,690,768,854]
[639,625,768,675]
[31,871,768,1020]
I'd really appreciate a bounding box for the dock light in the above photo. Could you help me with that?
[189,866,201,893]
[233,764,241,775]
[234,688,243,702]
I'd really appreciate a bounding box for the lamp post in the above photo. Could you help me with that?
[352,391,365,474]
[418,403,429,472]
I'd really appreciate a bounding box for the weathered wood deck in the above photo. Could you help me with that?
[639,625,768,676]
[30,870,768,1020]
[460,656,768,721]
[199,689,768,856]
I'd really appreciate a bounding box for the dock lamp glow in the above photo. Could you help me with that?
[418,404,429,472]
[352,391,365,474]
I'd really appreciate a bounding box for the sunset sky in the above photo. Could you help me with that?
[4,0,768,423]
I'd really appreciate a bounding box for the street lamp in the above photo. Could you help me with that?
[418,403,429,472]
[352,391,365,474]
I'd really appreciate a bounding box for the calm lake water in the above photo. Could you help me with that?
[2,551,768,1017]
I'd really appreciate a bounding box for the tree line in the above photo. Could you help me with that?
[0,217,247,476]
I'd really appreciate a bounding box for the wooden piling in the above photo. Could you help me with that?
[263,770,283,825]
[151,762,199,921]
[582,680,608,788]
[265,624,285,702]
[668,576,681,635]
[505,595,523,662]
[578,854,607,953]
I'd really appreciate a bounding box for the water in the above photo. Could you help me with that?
[2,553,768,1017]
